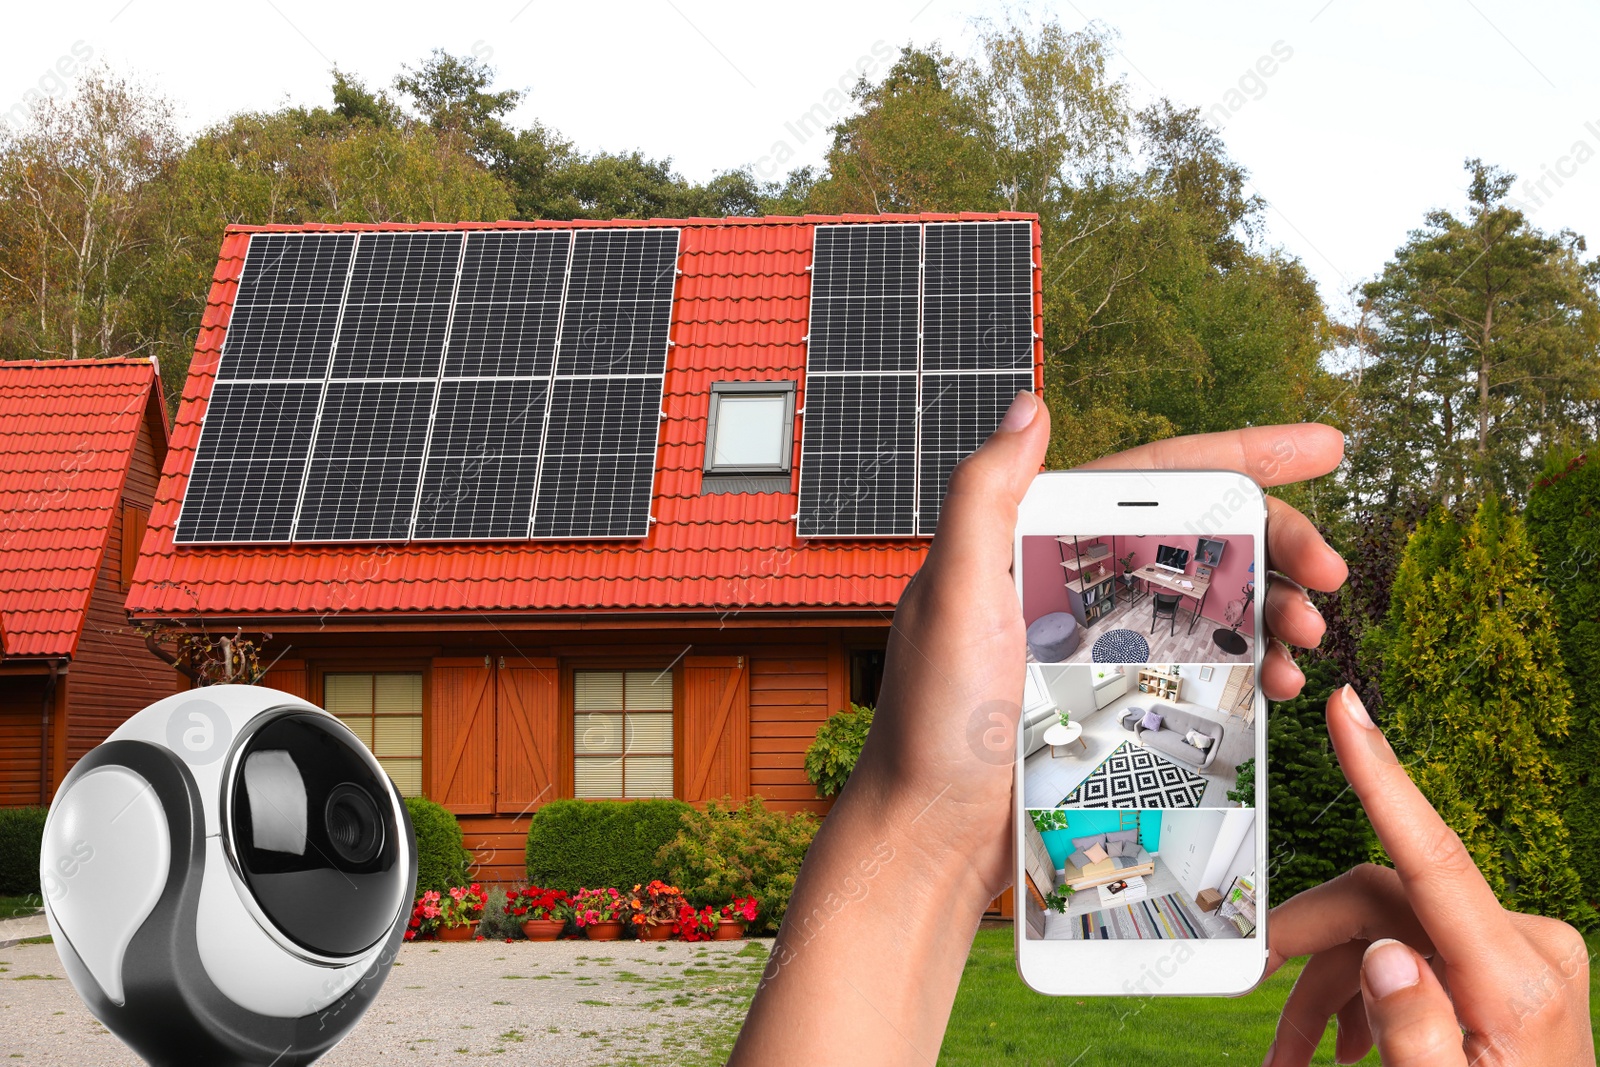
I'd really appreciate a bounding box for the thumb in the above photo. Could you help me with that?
[1360,939,1468,1067]
[926,390,1050,574]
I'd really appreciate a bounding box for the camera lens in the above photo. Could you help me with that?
[324,784,383,865]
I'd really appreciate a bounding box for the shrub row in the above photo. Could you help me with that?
[405,797,472,894]
[524,798,692,893]
[0,807,46,896]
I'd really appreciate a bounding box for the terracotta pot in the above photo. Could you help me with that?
[714,918,746,940]
[521,918,565,941]
[436,924,474,942]
[583,920,624,941]
[640,923,674,941]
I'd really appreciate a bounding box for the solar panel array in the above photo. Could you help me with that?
[796,220,1036,537]
[175,227,680,544]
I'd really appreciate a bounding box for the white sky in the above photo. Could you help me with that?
[5,0,1598,318]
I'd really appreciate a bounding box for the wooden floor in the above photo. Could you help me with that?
[1040,857,1243,940]
[1046,595,1254,664]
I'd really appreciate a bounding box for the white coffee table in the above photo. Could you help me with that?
[1042,721,1085,758]
[1097,875,1148,907]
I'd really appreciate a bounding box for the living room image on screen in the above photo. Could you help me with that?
[1022,662,1256,809]
[1022,809,1259,941]
[1020,534,1256,664]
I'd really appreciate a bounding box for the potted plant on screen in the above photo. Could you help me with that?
[627,881,686,941]
[506,885,570,941]
[572,887,628,941]
[716,896,758,939]
[435,884,488,941]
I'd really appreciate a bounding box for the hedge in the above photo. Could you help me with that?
[525,799,692,893]
[404,797,471,894]
[0,807,47,896]
[656,796,818,934]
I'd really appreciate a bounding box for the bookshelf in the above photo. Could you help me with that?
[1136,666,1181,704]
[1057,536,1116,627]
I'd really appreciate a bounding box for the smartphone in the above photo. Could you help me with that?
[1013,469,1267,996]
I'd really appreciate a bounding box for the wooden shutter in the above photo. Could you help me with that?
[680,655,749,803]
[495,656,560,814]
[429,656,496,814]
[120,504,148,588]
[258,659,308,700]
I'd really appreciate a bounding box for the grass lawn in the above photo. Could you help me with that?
[939,928,1600,1065]
[0,895,42,919]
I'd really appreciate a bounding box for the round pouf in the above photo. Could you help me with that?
[1026,611,1081,662]
[1091,628,1150,663]
[1118,706,1146,732]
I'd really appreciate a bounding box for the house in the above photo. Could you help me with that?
[127,214,1043,883]
[0,357,175,806]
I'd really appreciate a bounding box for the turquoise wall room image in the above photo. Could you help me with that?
[1037,810,1162,867]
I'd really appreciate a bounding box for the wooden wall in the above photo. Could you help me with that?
[0,676,49,807]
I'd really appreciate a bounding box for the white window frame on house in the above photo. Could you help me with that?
[323,671,424,797]
[703,381,797,475]
[573,669,675,799]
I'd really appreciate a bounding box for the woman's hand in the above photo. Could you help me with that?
[1265,686,1595,1066]
[731,394,1349,1066]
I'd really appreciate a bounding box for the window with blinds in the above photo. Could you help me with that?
[324,672,423,797]
[573,669,673,798]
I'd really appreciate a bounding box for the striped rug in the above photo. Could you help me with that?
[1066,890,1210,940]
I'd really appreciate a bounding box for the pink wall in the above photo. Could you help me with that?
[1021,534,1256,635]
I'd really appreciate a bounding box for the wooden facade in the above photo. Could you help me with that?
[240,624,883,884]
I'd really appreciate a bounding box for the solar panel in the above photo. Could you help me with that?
[796,223,922,537]
[530,229,679,538]
[175,232,356,543]
[922,221,1034,371]
[916,370,1034,534]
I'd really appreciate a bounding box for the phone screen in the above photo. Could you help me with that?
[1015,506,1264,990]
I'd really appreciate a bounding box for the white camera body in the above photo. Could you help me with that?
[40,685,417,1066]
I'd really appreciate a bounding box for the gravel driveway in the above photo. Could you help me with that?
[0,936,769,1065]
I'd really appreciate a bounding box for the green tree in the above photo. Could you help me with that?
[1526,449,1600,903]
[1368,498,1593,924]
[1266,660,1373,906]
[1350,159,1600,508]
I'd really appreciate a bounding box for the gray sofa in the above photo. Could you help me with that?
[1132,704,1223,771]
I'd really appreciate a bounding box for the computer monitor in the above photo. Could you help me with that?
[1155,544,1190,571]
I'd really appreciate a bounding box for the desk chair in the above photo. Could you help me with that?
[1151,592,1181,636]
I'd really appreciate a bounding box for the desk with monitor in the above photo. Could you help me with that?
[1133,564,1212,635]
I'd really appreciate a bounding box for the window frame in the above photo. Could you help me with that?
[570,666,677,800]
[703,380,797,476]
[318,668,427,799]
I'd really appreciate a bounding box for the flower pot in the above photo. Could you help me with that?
[436,924,474,942]
[640,923,674,941]
[583,921,624,941]
[521,919,564,941]
[714,918,746,940]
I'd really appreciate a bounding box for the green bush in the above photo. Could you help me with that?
[0,807,47,896]
[804,704,874,798]
[404,797,471,894]
[656,796,819,934]
[525,798,692,893]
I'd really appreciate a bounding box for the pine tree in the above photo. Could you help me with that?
[1370,498,1594,924]
[1267,659,1373,906]
[1526,450,1600,905]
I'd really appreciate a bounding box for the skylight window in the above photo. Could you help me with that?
[705,381,795,475]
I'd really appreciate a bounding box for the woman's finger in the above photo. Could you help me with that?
[1267,864,1433,976]
[1259,638,1307,701]
[1266,496,1350,593]
[1263,573,1326,649]
[1334,990,1374,1066]
[1078,422,1344,489]
[1361,939,1469,1067]
[1327,686,1519,1014]
[925,391,1051,578]
[1267,941,1366,1067]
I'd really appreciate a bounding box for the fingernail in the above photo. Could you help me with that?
[1364,939,1420,999]
[1302,593,1323,620]
[1342,684,1371,727]
[997,391,1037,432]
[1261,1039,1276,1067]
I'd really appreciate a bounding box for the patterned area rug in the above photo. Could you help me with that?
[1091,628,1151,663]
[1064,890,1211,940]
[1057,740,1206,808]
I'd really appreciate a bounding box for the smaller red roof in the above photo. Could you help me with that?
[0,358,166,659]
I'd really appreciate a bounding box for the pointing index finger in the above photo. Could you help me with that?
[1078,423,1344,488]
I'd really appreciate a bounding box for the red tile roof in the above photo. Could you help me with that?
[0,358,164,658]
[128,214,1042,623]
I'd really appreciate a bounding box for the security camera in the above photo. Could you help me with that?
[39,685,417,1066]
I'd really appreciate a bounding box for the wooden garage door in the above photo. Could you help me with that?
[0,677,48,806]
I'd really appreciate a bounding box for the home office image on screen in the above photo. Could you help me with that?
[1022,808,1259,941]
[1019,534,1257,664]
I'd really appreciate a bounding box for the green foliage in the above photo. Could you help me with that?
[1028,809,1070,833]
[404,797,470,895]
[655,796,819,934]
[1267,661,1373,906]
[803,704,874,798]
[524,798,691,893]
[1225,757,1255,806]
[1526,449,1600,902]
[0,807,48,896]
[473,885,525,940]
[1368,499,1595,925]
[1042,886,1074,912]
